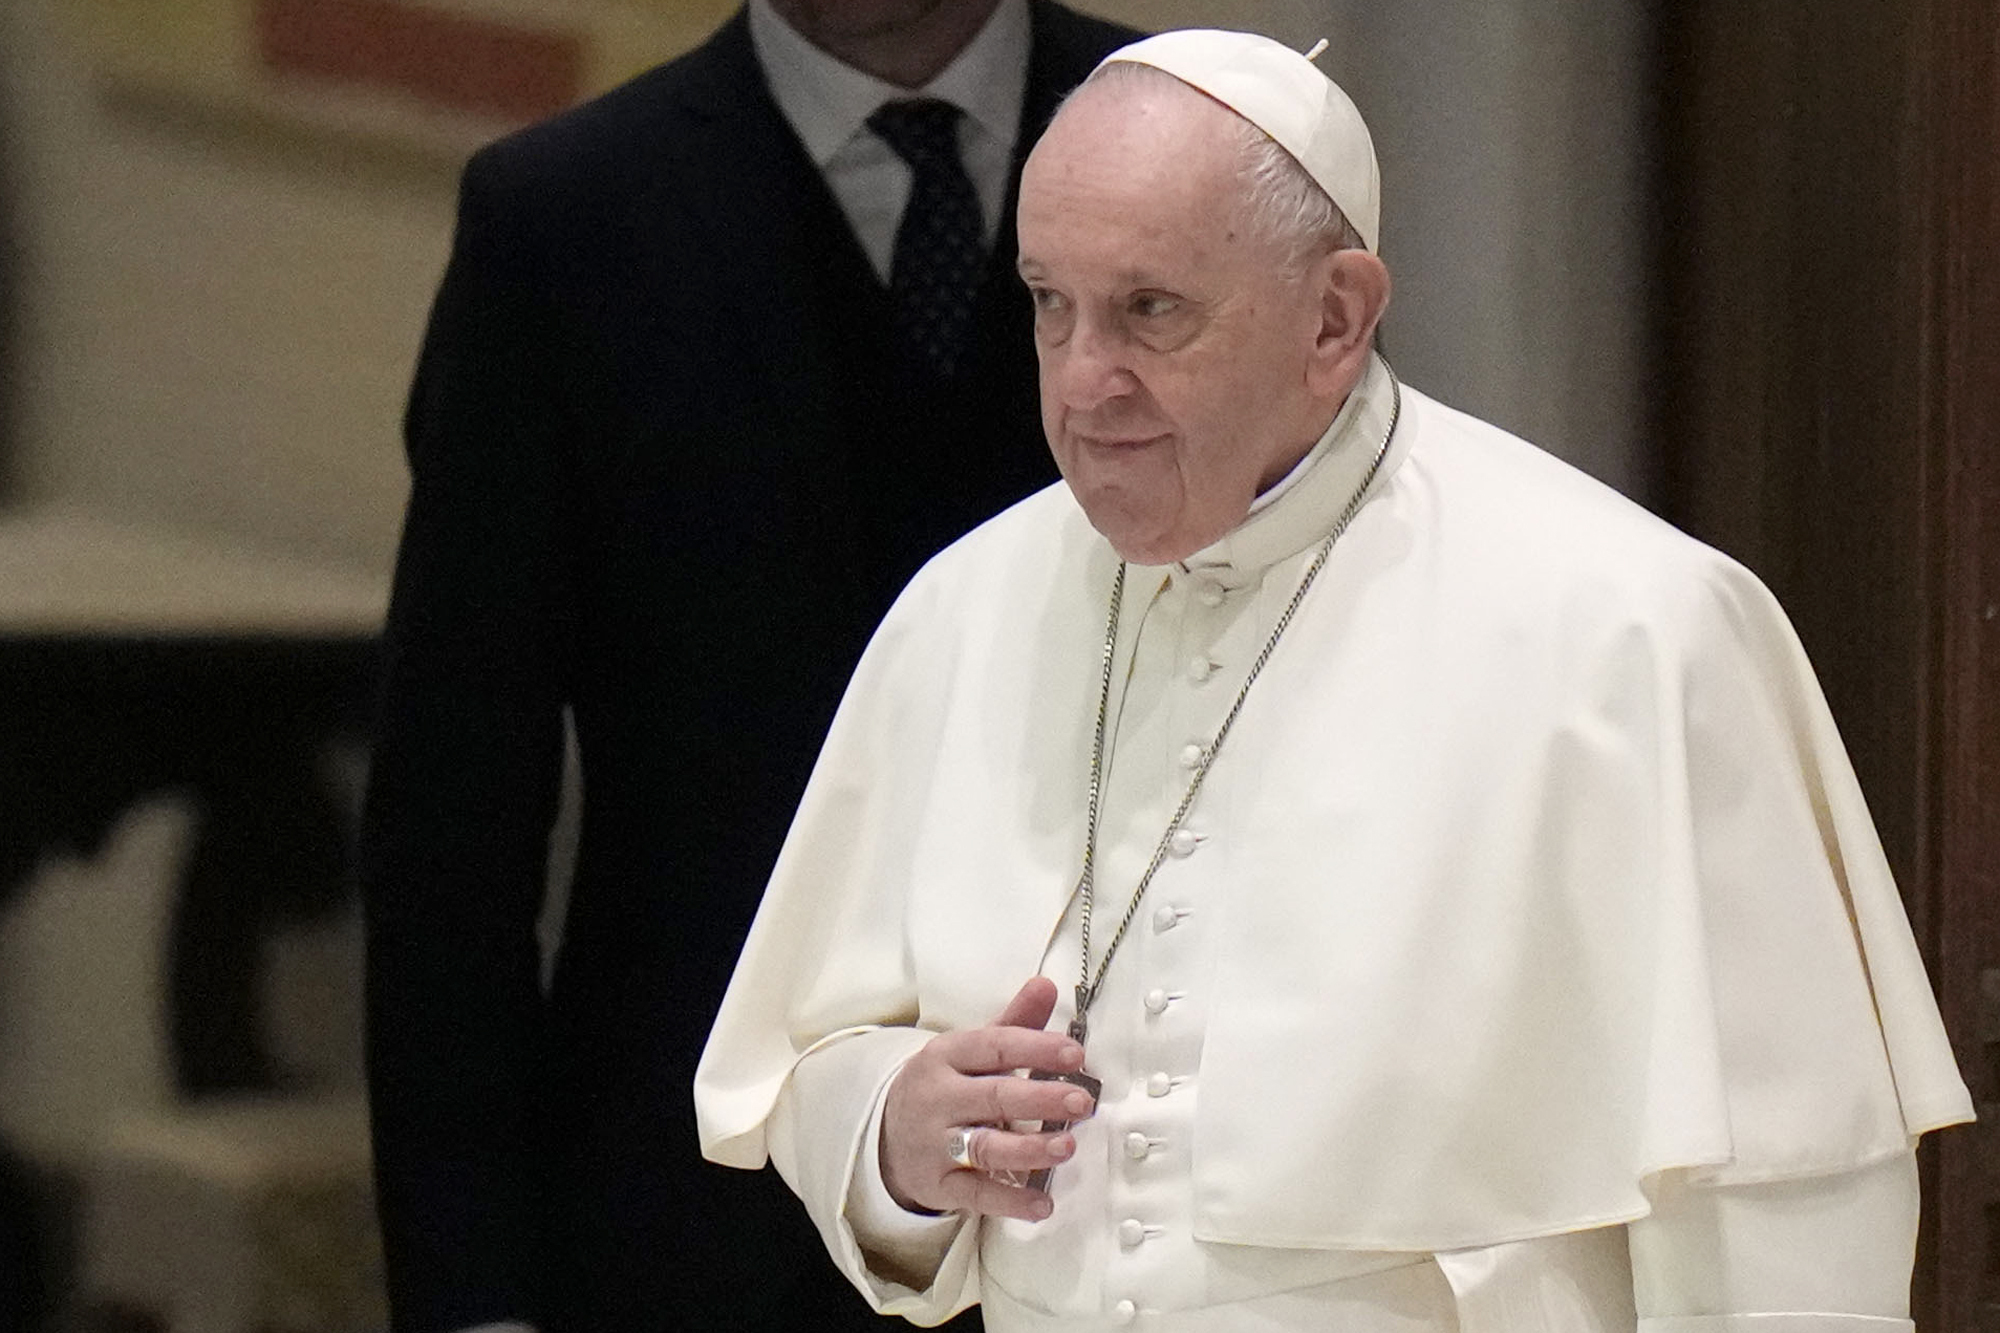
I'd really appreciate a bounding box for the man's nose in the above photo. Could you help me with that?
[1050,321,1133,412]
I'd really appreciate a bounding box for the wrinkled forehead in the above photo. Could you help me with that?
[1017,86,1277,289]
[1040,63,1249,156]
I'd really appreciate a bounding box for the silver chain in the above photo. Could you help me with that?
[1071,366,1402,1047]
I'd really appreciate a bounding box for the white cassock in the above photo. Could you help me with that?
[695,353,1972,1331]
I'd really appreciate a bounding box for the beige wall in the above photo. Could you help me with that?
[2,0,457,581]
[1323,1,1654,502]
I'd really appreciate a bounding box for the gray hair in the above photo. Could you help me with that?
[1080,60,1366,274]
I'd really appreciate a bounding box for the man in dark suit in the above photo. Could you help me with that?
[359,2,1136,1330]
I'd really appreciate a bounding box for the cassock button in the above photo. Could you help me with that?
[1112,1299,1137,1325]
[1188,656,1214,683]
[1152,905,1182,933]
[1143,988,1170,1015]
[1196,581,1226,607]
[1168,829,1200,857]
[1118,1218,1147,1247]
[1178,743,1205,769]
[1146,1071,1172,1098]
[1124,1132,1152,1160]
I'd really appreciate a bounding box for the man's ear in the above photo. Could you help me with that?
[1306,249,1391,396]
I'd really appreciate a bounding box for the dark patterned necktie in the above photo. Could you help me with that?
[867,98,984,379]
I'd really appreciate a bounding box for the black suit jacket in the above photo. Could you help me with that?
[360,6,1137,1331]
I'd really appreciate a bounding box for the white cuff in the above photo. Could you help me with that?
[770,1025,981,1321]
[843,1059,963,1280]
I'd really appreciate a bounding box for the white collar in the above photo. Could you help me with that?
[1139,352,1407,586]
[748,0,1031,166]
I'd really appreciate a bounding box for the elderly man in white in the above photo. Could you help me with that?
[696,29,1971,1332]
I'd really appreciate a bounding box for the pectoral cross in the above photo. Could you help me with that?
[1069,985,1091,1049]
[1025,1001,1103,1194]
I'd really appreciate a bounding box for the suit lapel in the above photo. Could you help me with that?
[665,12,885,314]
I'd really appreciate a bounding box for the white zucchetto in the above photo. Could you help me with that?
[1097,29,1382,254]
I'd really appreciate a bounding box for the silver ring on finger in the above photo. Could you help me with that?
[945,1125,985,1171]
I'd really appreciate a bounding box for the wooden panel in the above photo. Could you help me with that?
[1659,1,1927,877]
[71,0,737,157]
[1659,1,1999,1324]
[255,0,586,124]
[1919,0,2000,1325]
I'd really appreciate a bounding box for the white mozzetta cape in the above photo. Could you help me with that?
[697,367,1971,1257]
